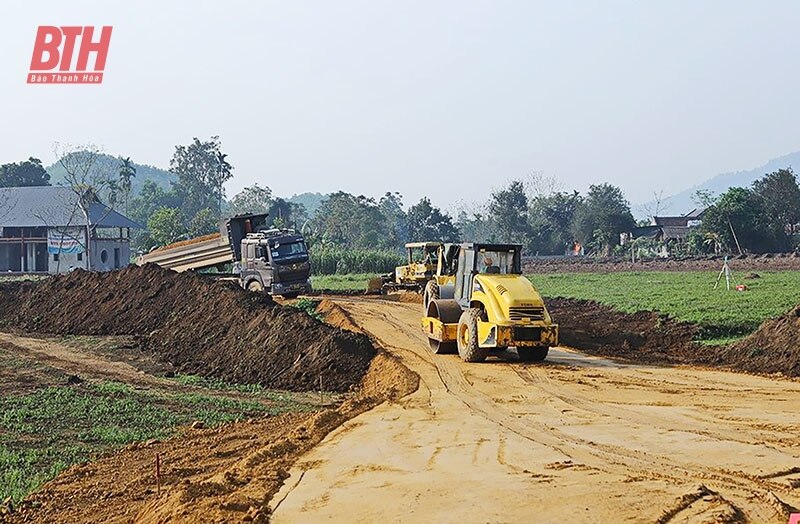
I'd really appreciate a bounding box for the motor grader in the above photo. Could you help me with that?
[369,241,443,294]
[421,243,558,362]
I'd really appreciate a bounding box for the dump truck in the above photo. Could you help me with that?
[139,213,312,298]
[421,243,558,362]
[369,241,442,294]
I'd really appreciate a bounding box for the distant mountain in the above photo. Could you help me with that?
[45,154,175,195]
[287,192,327,217]
[635,150,800,218]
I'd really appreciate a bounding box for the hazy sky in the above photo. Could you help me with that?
[2,1,799,212]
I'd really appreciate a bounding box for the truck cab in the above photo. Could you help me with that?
[239,230,312,297]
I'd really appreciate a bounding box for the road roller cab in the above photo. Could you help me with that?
[421,243,558,362]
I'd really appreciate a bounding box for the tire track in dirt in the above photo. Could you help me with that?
[271,298,800,523]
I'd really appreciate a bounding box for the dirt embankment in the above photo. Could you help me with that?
[546,297,712,365]
[3,295,419,524]
[6,310,419,524]
[547,297,800,378]
[722,305,800,376]
[524,253,800,273]
[0,265,375,392]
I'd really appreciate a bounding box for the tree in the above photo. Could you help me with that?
[571,184,635,255]
[188,208,220,237]
[229,184,273,215]
[453,200,493,243]
[312,192,388,247]
[700,187,771,253]
[0,157,51,187]
[53,143,117,270]
[751,168,800,251]
[692,189,716,208]
[268,197,305,228]
[488,180,530,244]
[407,197,459,242]
[378,192,408,247]
[169,136,233,220]
[215,151,233,214]
[529,191,582,255]
[642,189,667,223]
[118,157,136,214]
[148,207,188,247]
[127,180,182,253]
[525,173,563,199]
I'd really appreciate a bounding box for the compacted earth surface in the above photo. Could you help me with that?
[2,269,800,523]
[269,298,800,523]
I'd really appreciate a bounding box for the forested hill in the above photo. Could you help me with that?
[637,150,800,217]
[46,154,175,195]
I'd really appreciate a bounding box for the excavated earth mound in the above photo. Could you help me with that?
[0,265,375,392]
[546,297,718,366]
[721,305,800,377]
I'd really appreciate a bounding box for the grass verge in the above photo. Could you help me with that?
[311,273,373,291]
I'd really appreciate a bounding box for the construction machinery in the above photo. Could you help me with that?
[421,243,558,362]
[421,243,460,312]
[370,241,442,294]
[139,213,312,298]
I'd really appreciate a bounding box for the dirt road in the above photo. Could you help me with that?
[270,299,800,523]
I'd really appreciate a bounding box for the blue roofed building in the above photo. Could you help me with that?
[0,186,142,273]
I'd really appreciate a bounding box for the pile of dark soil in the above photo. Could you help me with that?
[720,305,800,376]
[0,265,375,392]
[546,297,717,366]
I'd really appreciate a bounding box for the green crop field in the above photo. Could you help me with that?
[530,270,800,344]
[0,340,318,504]
[312,273,374,291]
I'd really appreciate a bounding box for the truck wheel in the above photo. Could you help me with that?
[517,346,549,362]
[457,308,488,363]
[423,280,439,314]
[247,281,263,292]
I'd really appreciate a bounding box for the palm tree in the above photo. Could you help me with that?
[118,157,136,214]
[215,152,232,214]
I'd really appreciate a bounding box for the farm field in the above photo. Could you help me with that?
[311,272,374,291]
[0,334,322,505]
[531,270,800,344]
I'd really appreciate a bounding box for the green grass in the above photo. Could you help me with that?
[291,297,323,321]
[530,270,800,343]
[0,380,315,504]
[312,273,373,291]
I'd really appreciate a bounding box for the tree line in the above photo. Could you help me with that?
[2,143,799,258]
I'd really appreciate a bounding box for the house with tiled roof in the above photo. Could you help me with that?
[0,186,141,273]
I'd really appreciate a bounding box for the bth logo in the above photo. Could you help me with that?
[28,26,112,84]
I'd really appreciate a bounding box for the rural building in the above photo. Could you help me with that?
[621,208,707,252]
[0,186,141,274]
[651,208,706,241]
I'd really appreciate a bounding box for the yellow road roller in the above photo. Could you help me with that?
[421,243,558,362]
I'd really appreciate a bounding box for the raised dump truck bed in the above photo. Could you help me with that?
[138,233,233,272]
[138,214,271,273]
